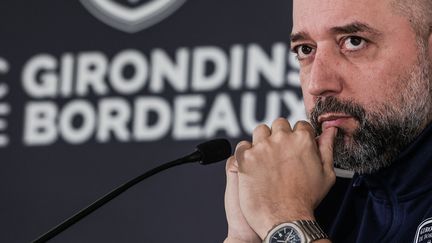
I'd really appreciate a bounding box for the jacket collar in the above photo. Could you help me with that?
[354,122,432,201]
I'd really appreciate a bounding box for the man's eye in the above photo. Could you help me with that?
[343,36,367,51]
[294,45,315,59]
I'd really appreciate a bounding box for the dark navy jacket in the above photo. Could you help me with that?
[317,123,432,243]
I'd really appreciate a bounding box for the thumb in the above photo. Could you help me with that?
[225,156,239,199]
[317,127,338,174]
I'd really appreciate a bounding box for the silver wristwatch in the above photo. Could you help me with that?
[264,220,328,243]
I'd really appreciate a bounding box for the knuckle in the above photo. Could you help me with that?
[296,129,310,137]
[234,140,252,165]
[243,149,256,162]
[294,125,316,138]
[294,120,313,130]
[275,117,288,122]
[225,156,236,171]
[235,140,250,152]
[272,117,289,126]
[254,123,270,133]
[297,120,310,125]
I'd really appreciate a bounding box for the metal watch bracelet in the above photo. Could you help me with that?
[264,220,328,243]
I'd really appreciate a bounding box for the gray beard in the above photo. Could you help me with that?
[310,97,422,174]
[309,50,432,174]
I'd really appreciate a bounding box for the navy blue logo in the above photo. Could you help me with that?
[80,0,186,33]
[414,218,432,243]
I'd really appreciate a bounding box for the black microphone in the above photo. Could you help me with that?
[32,139,232,243]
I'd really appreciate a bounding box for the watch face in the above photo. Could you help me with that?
[270,226,302,243]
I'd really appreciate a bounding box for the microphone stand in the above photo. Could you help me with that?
[32,150,204,243]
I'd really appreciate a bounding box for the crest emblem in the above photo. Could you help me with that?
[80,0,186,33]
[414,218,432,243]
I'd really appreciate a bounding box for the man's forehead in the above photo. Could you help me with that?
[292,0,393,35]
[292,0,391,15]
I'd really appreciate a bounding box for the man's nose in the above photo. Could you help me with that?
[306,48,343,97]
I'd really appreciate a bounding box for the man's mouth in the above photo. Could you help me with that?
[318,113,356,130]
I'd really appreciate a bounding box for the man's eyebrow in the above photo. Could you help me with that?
[290,21,382,43]
[330,21,382,36]
[290,31,310,43]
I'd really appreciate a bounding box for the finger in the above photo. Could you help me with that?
[225,156,239,203]
[271,118,292,133]
[318,127,338,174]
[252,124,271,145]
[225,167,239,201]
[225,157,240,217]
[234,140,252,164]
[225,156,238,173]
[293,120,316,138]
[225,157,260,241]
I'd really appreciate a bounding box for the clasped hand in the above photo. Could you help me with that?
[224,118,337,242]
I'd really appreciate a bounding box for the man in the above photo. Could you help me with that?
[224,0,432,242]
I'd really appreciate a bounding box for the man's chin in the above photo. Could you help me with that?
[332,127,356,146]
[343,131,359,146]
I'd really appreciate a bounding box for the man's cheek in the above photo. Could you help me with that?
[302,96,315,119]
